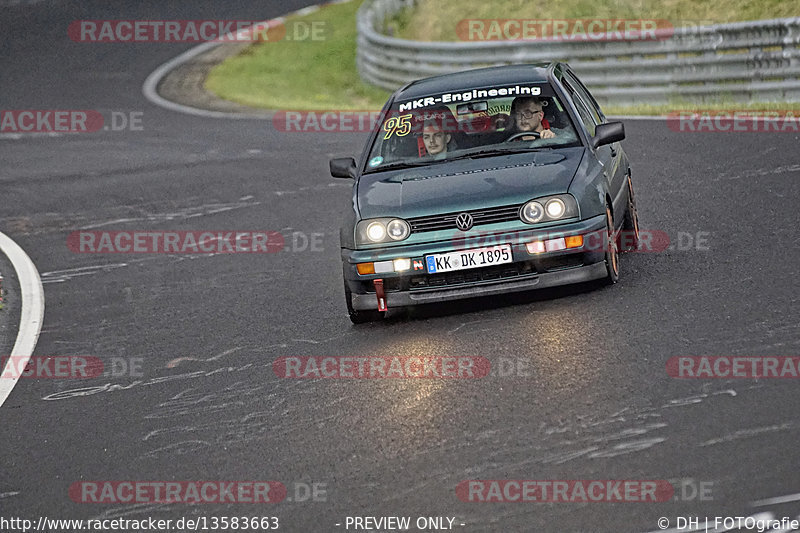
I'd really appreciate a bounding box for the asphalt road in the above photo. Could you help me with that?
[1,1,799,532]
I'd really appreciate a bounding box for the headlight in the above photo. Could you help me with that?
[366,221,386,242]
[545,198,566,219]
[520,201,545,224]
[357,218,411,245]
[387,219,410,240]
[519,195,579,224]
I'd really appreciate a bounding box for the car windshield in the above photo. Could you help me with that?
[364,82,581,172]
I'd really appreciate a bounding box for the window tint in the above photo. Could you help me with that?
[562,79,597,136]
[565,71,606,123]
[572,95,597,136]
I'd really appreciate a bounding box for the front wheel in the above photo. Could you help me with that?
[344,282,385,324]
[620,173,640,252]
[604,206,620,284]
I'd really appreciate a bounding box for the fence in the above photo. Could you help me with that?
[356,0,800,105]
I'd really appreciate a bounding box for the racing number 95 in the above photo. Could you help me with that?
[383,114,412,139]
[208,517,279,529]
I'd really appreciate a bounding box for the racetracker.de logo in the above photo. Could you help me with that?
[67,231,285,254]
[1,110,104,133]
[450,229,672,253]
[273,356,491,379]
[272,110,382,133]
[666,111,800,133]
[667,356,800,378]
[0,356,104,379]
[456,480,674,502]
[69,481,287,504]
[456,19,673,41]
[67,19,309,42]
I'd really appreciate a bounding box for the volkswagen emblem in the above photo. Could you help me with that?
[455,212,474,231]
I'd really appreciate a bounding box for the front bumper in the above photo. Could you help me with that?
[350,262,607,310]
[342,214,608,311]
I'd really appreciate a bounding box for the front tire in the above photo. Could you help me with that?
[604,206,620,284]
[620,173,640,252]
[344,282,385,324]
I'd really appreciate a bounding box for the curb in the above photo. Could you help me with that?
[0,232,45,408]
[142,2,349,119]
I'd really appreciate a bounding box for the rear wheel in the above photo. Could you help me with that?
[344,281,385,324]
[604,206,620,284]
[620,173,640,252]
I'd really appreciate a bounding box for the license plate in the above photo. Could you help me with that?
[425,244,512,274]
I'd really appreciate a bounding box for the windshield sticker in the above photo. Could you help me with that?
[368,156,384,167]
[382,113,413,139]
[398,85,542,112]
[487,104,512,115]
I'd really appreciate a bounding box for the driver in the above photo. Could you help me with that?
[508,96,556,139]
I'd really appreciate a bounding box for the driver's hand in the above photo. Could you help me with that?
[540,129,556,139]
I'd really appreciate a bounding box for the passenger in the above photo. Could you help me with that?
[422,118,451,159]
[417,106,458,159]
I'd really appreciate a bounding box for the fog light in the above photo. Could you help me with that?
[374,261,394,274]
[565,235,584,249]
[357,263,375,275]
[393,258,411,272]
[545,238,567,252]
[526,241,546,254]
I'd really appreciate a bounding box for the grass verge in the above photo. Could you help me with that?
[205,0,390,111]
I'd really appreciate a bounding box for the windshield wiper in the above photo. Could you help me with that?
[365,159,447,173]
[448,146,552,162]
[365,147,554,172]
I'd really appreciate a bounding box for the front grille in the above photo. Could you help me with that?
[408,204,522,233]
[409,262,535,290]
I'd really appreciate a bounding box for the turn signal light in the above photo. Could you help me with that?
[357,263,375,275]
[565,235,584,248]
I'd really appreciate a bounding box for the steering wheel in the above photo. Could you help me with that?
[504,131,541,142]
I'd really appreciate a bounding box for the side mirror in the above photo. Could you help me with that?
[330,157,357,179]
[591,122,625,149]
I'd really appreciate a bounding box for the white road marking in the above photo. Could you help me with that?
[0,231,45,408]
[0,0,49,6]
[39,263,130,284]
[0,131,65,140]
[752,492,800,507]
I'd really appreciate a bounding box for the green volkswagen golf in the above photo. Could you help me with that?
[330,62,640,323]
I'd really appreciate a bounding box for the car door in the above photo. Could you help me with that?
[563,72,627,226]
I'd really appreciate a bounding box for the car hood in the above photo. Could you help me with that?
[357,148,584,219]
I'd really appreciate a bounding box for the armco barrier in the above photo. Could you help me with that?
[356,0,800,105]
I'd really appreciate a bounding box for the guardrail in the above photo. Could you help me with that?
[356,0,800,105]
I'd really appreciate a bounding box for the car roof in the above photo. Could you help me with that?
[394,63,558,101]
